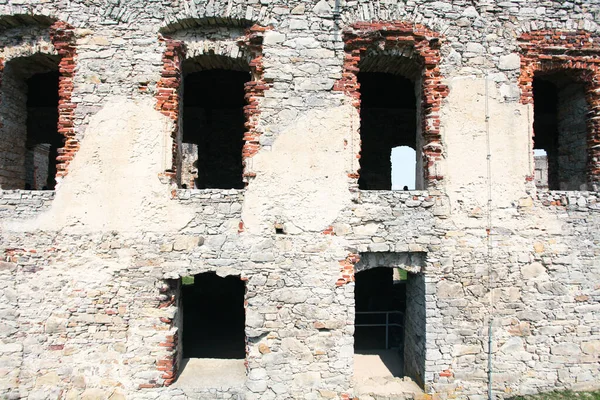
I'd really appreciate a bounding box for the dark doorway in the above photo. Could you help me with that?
[181,272,246,359]
[533,73,588,190]
[182,67,249,189]
[355,267,406,351]
[358,72,417,190]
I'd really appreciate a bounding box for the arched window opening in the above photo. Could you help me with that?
[357,66,420,190]
[0,54,60,190]
[181,56,250,189]
[391,146,416,190]
[533,73,588,190]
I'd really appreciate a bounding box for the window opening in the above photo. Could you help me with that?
[181,58,250,189]
[354,266,425,392]
[533,74,588,190]
[391,146,416,190]
[175,272,246,389]
[0,54,60,190]
[533,149,548,190]
[357,71,418,190]
[26,70,60,190]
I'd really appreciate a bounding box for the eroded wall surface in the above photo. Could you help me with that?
[0,1,599,399]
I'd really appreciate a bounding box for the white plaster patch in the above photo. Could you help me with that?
[441,77,530,210]
[12,97,194,233]
[242,104,359,233]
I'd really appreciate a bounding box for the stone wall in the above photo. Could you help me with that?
[404,272,427,387]
[0,1,599,400]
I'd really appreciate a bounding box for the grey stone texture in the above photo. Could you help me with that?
[0,0,599,400]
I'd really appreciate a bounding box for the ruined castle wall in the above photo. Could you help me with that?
[0,1,599,399]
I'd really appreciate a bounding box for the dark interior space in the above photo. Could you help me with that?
[182,67,249,189]
[182,272,246,359]
[26,70,60,189]
[533,77,559,190]
[355,267,406,351]
[533,73,588,190]
[358,72,417,190]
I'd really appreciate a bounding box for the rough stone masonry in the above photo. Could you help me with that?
[0,0,599,399]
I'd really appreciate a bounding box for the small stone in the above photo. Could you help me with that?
[551,343,580,356]
[462,6,479,18]
[251,252,274,262]
[258,343,271,354]
[319,390,337,399]
[173,235,201,251]
[368,243,389,252]
[465,42,485,54]
[160,242,173,252]
[313,0,332,15]
[499,53,521,70]
[0,261,16,271]
[45,316,67,334]
[263,31,286,45]
[94,314,112,324]
[293,371,321,387]
[81,388,106,400]
[247,379,268,392]
[453,344,480,356]
[519,197,533,207]
[291,3,305,14]
[581,340,600,355]
[73,375,86,388]
[437,280,464,298]
[36,371,60,386]
[521,262,547,280]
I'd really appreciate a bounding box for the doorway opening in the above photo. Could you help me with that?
[355,267,406,372]
[175,272,246,389]
[353,263,426,396]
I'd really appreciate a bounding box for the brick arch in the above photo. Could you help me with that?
[0,19,77,189]
[334,22,449,190]
[518,30,600,188]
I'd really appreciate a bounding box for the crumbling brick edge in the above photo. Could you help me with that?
[51,21,78,185]
[336,253,359,287]
[153,280,179,387]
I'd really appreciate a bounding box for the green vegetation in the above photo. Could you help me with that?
[509,390,600,400]
[181,276,194,286]
[397,268,408,281]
